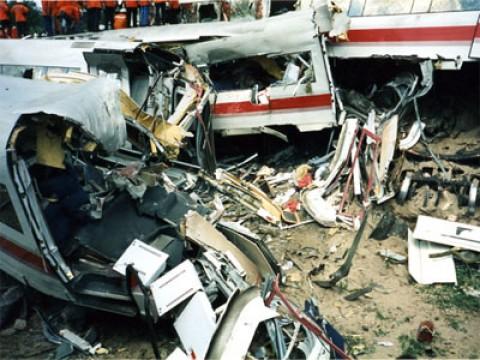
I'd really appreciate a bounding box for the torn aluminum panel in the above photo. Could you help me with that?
[414,216,480,253]
[113,239,169,286]
[0,75,126,153]
[378,115,398,183]
[399,121,425,151]
[351,140,361,196]
[185,10,320,66]
[301,188,336,227]
[185,211,261,283]
[174,292,216,360]
[297,326,330,360]
[218,221,261,241]
[150,260,203,317]
[321,117,358,190]
[206,287,278,360]
[217,225,279,281]
[408,229,457,285]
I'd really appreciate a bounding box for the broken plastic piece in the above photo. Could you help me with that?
[166,348,189,360]
[59,329,100,355]
[150,260,203,317]
[207,287,278,360]
[378,249,406,264]
[113,239,169,286]
[399,121,425,151]
[174,292,216,360]
[301,189,336,227]
[408,229,457,285]
[414,216,480,252]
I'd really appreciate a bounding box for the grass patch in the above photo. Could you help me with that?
[344,335,375,357]
[422,264,480,313]
[398,334,446,358]
[375,309,388,320]
[373,328,388,337]
[447,317,464,331]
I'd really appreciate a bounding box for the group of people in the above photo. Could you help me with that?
[0,0,182,39]
[0,1,29,38]
[51,0,181,33]
[45,1,180,34]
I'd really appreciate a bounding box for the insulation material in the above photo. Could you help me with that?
[119,91,191,159]
[36,124,65,169]
[0,75,126,153]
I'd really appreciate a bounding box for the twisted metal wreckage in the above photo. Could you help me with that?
[0,67,347,360]
[1,1,480,358]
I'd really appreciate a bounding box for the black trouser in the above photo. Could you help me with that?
[104,7,115,30]
[59,13,72,34]
[0,19,9,36]
[154,3,165,25]
[126,7,138,27]
[165,8,179,24]
[87,8,100,31]
[16,21,27,37]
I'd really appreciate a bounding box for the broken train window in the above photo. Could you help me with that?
[0,184,22,233]
[209,52,314,91]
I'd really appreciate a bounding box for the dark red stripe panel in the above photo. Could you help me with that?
[0,235,50,273]
[347,25,476,42]
[213,94,332,115]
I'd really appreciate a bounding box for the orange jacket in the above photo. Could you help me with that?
[154,0,167,3]
[58,4,81,22]
[85,1,102,9]
[51,1,70,16]
[41,0,50,16]
[0,1,8,21]
[125,0,138,8]
[168,0,179,9]
[104,1,118,8]
[10,3,29,23]
[138,0,151,6]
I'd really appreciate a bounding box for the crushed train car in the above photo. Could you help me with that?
[0,75,347,359]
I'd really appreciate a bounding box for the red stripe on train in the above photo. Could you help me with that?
[213,94,332,115]
[347,25,476,43]
[0,235,51,274]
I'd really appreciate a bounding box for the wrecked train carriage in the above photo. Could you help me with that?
[45,9,343,139]
[0,75,278,317]
[0,76,346,360]
[82,6,480,140]
[187,6,480,137]
[0,39,215,167]
[326,5,480,119]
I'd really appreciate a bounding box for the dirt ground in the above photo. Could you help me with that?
[278,216,480,359]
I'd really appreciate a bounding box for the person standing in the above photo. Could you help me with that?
[104,1,117,30]
[85,0,101,32]
[0,0,9,37]
[40,1,54,36]
[58,2,81,34]
[153,0,165,25]
[125,0,138,27]
[138,0,150,26]
[165,0,179,24]
[10,1,29,37]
